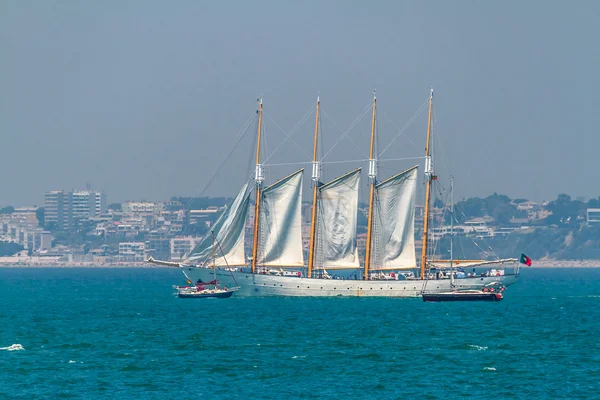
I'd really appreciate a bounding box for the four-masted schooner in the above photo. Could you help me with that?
[148,91,520,297]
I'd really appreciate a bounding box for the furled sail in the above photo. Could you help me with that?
[370,166,418,270]
[315,168,361,269]
[257,170,304,267]
[185,183,250,266]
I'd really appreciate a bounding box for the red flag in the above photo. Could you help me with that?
[520,253,532,266]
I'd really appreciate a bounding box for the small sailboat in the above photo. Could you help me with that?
[422,180,505,302]
[175,280,237,299]
[173,232,239,299]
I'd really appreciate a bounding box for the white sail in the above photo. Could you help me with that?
[185,183,250,266]
[257,170,304,267]
[371,166,418,270]
[315,168,361,269]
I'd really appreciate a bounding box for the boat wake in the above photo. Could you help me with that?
[0,344,25,351]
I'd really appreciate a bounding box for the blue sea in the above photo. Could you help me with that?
[1,267,599,399]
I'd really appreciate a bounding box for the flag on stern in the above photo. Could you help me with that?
[520,253,532,266]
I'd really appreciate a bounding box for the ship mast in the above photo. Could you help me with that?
[212,230,216,281]
[419,88,434,279]
[307,95,321,278]
[251,98,264,274]
[363,91,377,280]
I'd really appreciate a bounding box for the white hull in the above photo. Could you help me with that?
[181,267,519,297]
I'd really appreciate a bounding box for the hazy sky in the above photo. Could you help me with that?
[1,1,598,206]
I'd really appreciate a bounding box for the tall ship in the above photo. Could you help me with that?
[149,90,521,297]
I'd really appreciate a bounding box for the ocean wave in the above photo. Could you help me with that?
[468,345,488,351]
[0,344,24,351]
[483,367,497,371]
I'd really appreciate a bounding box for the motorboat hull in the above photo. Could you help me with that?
[422,291,503,302]
[177,290,235,299]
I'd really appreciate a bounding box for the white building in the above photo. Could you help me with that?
[44,190,68,229]
[118,242,146,262]
[122,202,160,215]
[44,189,107,229]
[70,190,106,220]
[587,208,600,223]
[170,236,201,261]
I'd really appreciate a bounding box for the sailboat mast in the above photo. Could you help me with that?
[307,96,321,278]
[364,92,377,280]
[450,177,454,286]
[251,99,264,274]
[212,230,216,281]
[419,88,434,280]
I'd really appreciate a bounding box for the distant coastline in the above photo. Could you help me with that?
[1,260,600,268]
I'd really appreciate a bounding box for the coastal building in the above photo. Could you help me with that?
[40,231,52,251]
[145,231,171,261]
[587,208,600,223]
[170,236,201,261]
[44,189,107,230]
[122,201,161,216]
[0,207,46,251]
[44,191,68,229]
[188,207,220,227]
[118,242,146,262]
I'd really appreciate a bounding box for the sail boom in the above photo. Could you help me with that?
[319,167,361,190]
[376,165,419,188]
[264,169,305,191]
[429,259,518,269]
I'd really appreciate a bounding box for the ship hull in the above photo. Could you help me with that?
[181,267,519,297]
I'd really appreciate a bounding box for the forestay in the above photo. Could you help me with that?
[257,170,304,267]
[185,183,250,266]
[371,166,418,270]
[315,168,361,270]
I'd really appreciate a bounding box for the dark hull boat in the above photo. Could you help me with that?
[177,288,237,299]
[422,290,503,302]
[174,278,239,299]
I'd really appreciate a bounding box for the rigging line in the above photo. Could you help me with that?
[164,112,256,253]
[379,98,429,156]
[322,158,369,165]
[454,202,501,261]
[263,123,273,187]
[379,156,426,162]
[431,110,451,187]
[429,180,450,259]
[264,112,311,162]
[262,104,314,164]
[322,103,371,160]
[265,161,311,167]
[321,100,373,160]
[191,112,257,200]
[214,235,239,287]
[435,182,468,260]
